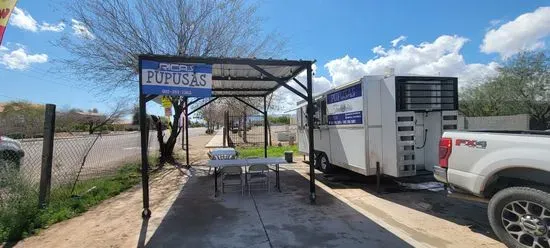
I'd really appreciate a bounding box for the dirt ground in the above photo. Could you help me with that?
[13,134,213,248]
[13,134,504,248]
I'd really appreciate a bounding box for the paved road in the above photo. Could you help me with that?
[18,128,207,186]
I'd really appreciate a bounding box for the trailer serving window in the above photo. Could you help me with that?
[311,98,328,127]
[297,106,307,128]
[319,98,327,125]
[395,76,458,112]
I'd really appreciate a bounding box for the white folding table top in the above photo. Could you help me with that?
[209,148,237,156]
[207,159,248,167]
[207,157,288,168]
[246,158,287,165]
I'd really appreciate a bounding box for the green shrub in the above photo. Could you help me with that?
[0,162,142,243]
[0,168,40,242]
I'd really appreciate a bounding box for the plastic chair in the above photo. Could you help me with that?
[247,164,270,195]
[220,165,244,195]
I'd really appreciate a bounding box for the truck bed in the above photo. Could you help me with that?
[458,130,550,136]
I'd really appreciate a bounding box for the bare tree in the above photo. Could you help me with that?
[217,97,262,143]
[83,102,128,134]
[58,0,285,164]
[197,101,224,133]
[57,101,128,134]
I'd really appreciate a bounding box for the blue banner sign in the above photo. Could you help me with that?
[140,60,212,97]
[327,83,363,125]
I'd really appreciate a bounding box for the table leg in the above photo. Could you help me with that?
[244,166,248,187]
[214,167,218,197]
[276,164,281,192]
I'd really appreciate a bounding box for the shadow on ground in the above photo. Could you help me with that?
[315,166,498,241]
[143,168,418,248]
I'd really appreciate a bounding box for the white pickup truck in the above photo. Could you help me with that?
[434,130,550,248]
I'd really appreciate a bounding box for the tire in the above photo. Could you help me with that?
[315,152,333,173]
[488,187,550,248]
[312,153,319,169]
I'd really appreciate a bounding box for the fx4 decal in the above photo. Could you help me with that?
[455,139,487,149]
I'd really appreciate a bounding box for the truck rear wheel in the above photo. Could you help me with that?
[316,153,333,173]
[488,187,550,248]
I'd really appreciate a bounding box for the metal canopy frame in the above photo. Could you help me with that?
[138,55,317,218]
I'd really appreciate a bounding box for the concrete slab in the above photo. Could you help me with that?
[205,129,225,148]
[145,167,413,248]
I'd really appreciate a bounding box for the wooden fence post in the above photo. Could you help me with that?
[39,104,56,208]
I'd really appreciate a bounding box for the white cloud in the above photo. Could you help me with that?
[10,7,38,32]
[9,7,65,33]
[391,35,407,47]
[481,6,550,57]
[325,35,498,86]
[277,35,500,110]
[489,19,502,27]
[0,46,48,70]
[40,22,66,32]
[71,19,95,39]
[371,45,387,56]
[275,64,333,110]
[325,56,370,84]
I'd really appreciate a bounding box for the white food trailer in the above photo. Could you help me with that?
[296,75,459,178]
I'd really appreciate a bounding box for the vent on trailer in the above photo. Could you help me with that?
[396,111,416,177]
[395,77,458,112]
[442,110,458,131]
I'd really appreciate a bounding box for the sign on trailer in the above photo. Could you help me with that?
[140,60,212,97]
[327,83,363,125]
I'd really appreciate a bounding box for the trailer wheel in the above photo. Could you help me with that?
[316,153,333,173]
[312,152,319,169]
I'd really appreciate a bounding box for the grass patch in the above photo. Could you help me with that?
[237,145,298,158]
[0,162,142,243]
[42,164,142,225]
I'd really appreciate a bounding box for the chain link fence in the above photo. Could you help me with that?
[225,112,297,148]
[0,105,44,216]
[227,114,265,147]
[0,105,160,213]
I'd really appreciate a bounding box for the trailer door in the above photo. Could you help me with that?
[296,106,309,154]
[313,98,331,158]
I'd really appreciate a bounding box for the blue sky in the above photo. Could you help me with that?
[1,0,550,114]
[257,0,540,64]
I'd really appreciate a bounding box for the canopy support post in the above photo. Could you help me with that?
[264,96,268,158]
[188,97,219,116]
[185,97,190,167]
[249,64,308,101]
[306,62,316,204]
[139,58,151,218]
[293,78,307,92]
[234,96,265,115]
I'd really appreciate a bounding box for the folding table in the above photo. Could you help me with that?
[207,157,288,196]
